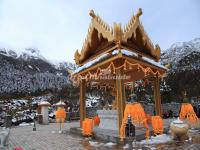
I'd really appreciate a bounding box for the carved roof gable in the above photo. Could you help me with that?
[74,8,161,66]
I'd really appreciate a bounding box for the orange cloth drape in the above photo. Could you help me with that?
[82,118,93,136]
[120,103,149,139]
[143,118,150,138]
[179,103,198,125]
[56,108,66,128]
[151,116,163,135]
[123,103,146,125]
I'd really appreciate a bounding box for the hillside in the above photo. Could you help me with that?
[1,37,200,102]
[161,38,200,101]
[0,48,75,98]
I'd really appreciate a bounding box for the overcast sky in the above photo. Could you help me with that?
[0,0,199,63]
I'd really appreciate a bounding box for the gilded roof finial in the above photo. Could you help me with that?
[136,8,143,18]
[89,9,96,18]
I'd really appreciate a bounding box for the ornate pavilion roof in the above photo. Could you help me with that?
[74,49,166,74]
[74,8,161,67]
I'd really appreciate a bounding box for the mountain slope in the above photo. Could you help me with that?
[161,38,200,100]
[162,38,200,59]
[0,48,73,98]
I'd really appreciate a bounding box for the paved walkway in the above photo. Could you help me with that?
[7,119,200,150]
[8,122,88,150]
[7,119,173,150]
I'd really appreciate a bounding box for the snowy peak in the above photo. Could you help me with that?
[170,42,185,49]
[55,62,77,71]
[19,48,44,60]
[190,38,200,49]
[169,38,200,50]
[0,48,45,61]
[7,50,18,58]
[160,37,200,101]
[161,37,200,65]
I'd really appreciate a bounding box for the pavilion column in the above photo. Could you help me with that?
[80,79,86,127]
[116,68,126,135]
[153,75,162,116]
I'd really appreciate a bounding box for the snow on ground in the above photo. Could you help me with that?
[19,122,34,127]
[104,142,116,147]
[123,144,129,149]
[89,141,116,147]
[122,134,173,149]
[0,95,54,126]
[89,141,102,147]
[138,134,172,145]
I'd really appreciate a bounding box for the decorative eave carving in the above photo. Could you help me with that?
[122,8,160,61]
[74,8,161,66]
[74,10,114,66]
[90,10,114,41]
[122,8,142,42]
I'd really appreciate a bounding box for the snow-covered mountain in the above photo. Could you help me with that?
[0,48,74,98]
[0,48,46,60]
[161,37,200,101]
[54,61,77,73]
[161,38,200,72]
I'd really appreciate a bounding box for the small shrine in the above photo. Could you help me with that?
[38,101,51,125]
[73,8,167,136]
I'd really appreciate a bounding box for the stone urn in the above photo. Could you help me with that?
[170,118,189,140]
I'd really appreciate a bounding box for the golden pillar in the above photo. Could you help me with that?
[153,75,162,116]
[80,79,86,127]
[116,68,126,135]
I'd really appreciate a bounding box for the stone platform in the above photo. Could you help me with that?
[97,110,118,131]
[70,119,171,144]
[70,110,172,144]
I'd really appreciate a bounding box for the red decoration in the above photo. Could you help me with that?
[93,116,100,126]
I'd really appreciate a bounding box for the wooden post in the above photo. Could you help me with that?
[153,75,162,116]
[80,79,86,127]
[116,68,126,135]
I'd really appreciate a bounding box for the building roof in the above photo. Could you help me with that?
[74,8,161,66]
[74,49,166,74]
